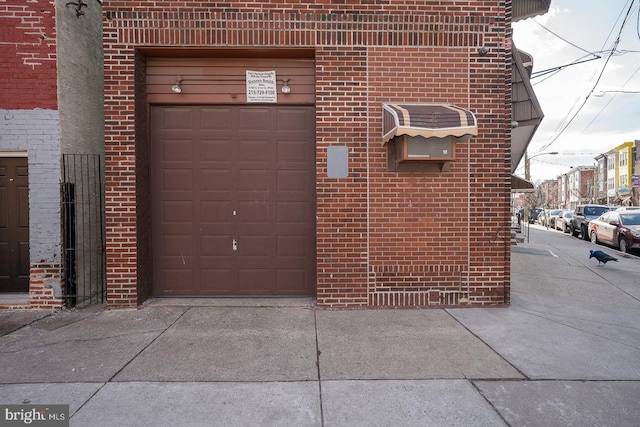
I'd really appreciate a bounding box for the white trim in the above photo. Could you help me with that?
[0,151,28,157]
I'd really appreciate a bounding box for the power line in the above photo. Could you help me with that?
[528,19,602,83]
[537,0,638,153]
[581,63,640,133]
[531,49,640,82]
[532,19,599,56]
[636,0,640,41]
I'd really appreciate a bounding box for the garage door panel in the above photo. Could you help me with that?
[162,169,193,191]
[238,170,269,191]
[238,140,270,162]
[276,201,307,224]
[238,107,272,130]
[162,235,193,256]
[161,108,193,130]
[238,201,269,224]
[238,235,270,257]
[160,269,196,294]
[239,269,274,293]
[200,108,236,130]
[200,235,231,256]
[161,139,193,161]
[152,104,315,296]
[277,140,308,163]
[276,108,314,132]
[277,236,308,257]
[201,269,236,293]
[201,139,232,162]
[201,201,232,223]
[277,269,307,292]
[163,201,193,222]
[277,170,308,192]
[201,170,232,193]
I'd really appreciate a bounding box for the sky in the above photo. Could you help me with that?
[512,0,640,184]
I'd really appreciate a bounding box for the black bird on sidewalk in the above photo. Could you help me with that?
[589,250,618,266]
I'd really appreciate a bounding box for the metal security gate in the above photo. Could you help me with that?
[61,154,106,308]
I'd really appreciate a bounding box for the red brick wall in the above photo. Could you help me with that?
[103,1,512,308]
[0,1,57,109]
[580,169,595,198]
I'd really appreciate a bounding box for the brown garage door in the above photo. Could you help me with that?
[151,105,316,296]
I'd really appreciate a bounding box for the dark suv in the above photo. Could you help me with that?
[570,204,611,240]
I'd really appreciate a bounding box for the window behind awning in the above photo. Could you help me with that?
[382,103,478,144]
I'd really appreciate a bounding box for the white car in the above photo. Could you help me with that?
[555,211,573,233]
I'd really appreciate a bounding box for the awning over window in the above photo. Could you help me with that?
[511,174,535,192]
[511,45,545,173]
[383,103,478,144]
[513,0,551,22]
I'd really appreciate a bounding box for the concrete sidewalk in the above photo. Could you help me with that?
[1,227,640,426]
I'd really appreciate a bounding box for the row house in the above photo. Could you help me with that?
[594,153,607,204]
[0,0,103,309]
[551,141,638,210]
[593,141,638,206]
[563,166,596,209]
[1,0,551,310]
[536,179,557,208]
[613,141,635,206]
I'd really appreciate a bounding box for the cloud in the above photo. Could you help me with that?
[512,0,640,182]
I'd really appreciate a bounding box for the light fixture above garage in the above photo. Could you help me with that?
[281,78,291,94]
[171,76,183,94]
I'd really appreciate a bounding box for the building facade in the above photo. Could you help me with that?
[0,0,104,309]
[101,0,544,309]
[565,166,596,210]
[1,1,549,310]
[594,153,607,205]
[1,1,61,308]
[614,141,634,205]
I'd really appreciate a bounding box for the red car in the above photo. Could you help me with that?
[589,211,640,253]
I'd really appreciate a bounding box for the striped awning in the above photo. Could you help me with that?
[382,103,478,144]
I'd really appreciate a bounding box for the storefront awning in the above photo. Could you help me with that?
[382,103,478,144]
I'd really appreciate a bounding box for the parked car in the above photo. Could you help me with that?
[547,209,564,229]
[570,204,612,240]
[518,208,542,224]
[555,210,573,233]
[616,206,640,212]
[588,211,640,253]
[537,209,548,226]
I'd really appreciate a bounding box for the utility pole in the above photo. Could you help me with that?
[522,151,558,224]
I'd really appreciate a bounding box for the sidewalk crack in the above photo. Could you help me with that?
[313,309,325,427]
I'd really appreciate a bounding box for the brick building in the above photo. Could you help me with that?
[1,0,103,309]
[101,0,549,309]
[1,0,550,309]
